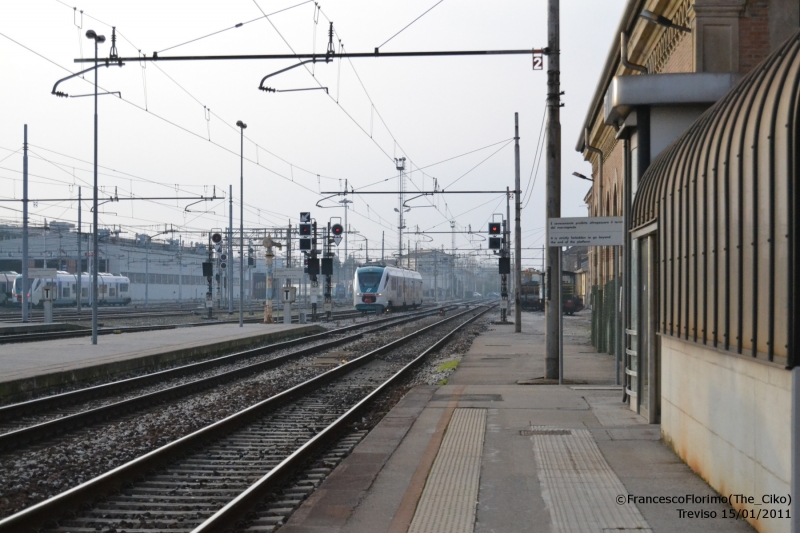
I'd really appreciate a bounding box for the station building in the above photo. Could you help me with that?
[578,1,799,530]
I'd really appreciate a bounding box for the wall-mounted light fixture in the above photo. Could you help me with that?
[572,171,593,182]
[640,10,691,33]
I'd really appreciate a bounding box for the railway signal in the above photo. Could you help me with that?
[331,223,344,247]
[498,257,510,274]
[307,257,320,276]
[489,221,502,250]
[211,233,223,245]
[321,257,333,276]
[299,212,313,251]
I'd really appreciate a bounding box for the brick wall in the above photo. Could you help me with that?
[739,0,771,73]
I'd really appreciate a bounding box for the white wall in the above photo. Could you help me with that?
[661,336,791,533]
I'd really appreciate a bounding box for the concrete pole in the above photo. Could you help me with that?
[514,113,522,332]
[545,0,561,379]
[179,238,182,303]
[145,237,149,306]
[22,125,28,323]
[229,184,234,314]
[381,231,385,261]
[92,38,100,345]
[77,186,82,313]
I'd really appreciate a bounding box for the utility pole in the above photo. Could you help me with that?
[145,236,150,306]
[77,187,82,313]
[22,125,29,323]
[395,158,406,267]
[450,221,456,298]
[545,0,561,380]
[178,237,183,303]
[228,184,234,314]
[381,231,385,261]
[236,120,247,328]
[514,113,522,332]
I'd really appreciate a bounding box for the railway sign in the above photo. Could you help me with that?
[300,212,311,223]
[276,267,304,279]
[281,287,297,303]
[548,217,624,246]
[333,235,342,246]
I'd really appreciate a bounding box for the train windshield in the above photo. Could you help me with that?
[12,276,32,294]
[357,270,383,292]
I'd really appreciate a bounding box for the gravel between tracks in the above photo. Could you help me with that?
[0,312,466,519]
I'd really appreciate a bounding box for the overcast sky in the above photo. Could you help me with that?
[0,0,625,269]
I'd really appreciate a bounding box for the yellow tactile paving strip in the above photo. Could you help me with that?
[531,427,652,533]
[408,408,487,533]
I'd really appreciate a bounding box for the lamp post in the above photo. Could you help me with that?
[236,120,247,327]
[50,28,122,343]
[87,29,105,345]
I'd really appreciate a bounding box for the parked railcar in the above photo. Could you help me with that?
[353,264,423,314]
[12,271,131,307]
[0,271,17,306]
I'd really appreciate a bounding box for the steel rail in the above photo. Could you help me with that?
[0,307,452,450]
[0,305,485,532]
[0,305,444,417]
[194,305,492,532]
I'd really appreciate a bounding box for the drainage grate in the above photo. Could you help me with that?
[520,428,572,436]
[431,394,503,402]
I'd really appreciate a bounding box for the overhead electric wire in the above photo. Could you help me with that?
[376,0,446,51]
[155,0,314,54]
[441,139,513,190]
[522,103,547,209]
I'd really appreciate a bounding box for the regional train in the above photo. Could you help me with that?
[11,271,132,307]
[0,271,17,306]
[353,264,423,314]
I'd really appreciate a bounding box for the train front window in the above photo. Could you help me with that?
[358,271,382,292]
[12,277,33,294]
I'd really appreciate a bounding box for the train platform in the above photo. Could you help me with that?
[282,311,755,533]
[0,323,322,401]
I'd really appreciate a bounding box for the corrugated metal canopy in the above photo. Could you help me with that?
[630,31,800,365]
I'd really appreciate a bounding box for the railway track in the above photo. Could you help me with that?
[0,307,376,345]
[0,304,490,532]
[0,306,454,450]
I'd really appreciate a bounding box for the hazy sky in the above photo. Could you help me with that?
[0,0,625,269]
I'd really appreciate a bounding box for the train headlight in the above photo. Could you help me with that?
[378,292,382,296]
[356,292,361,296]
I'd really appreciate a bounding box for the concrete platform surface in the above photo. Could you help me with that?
[0,322,86,335]
[0,323,322,400]
[283,311,757,533]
